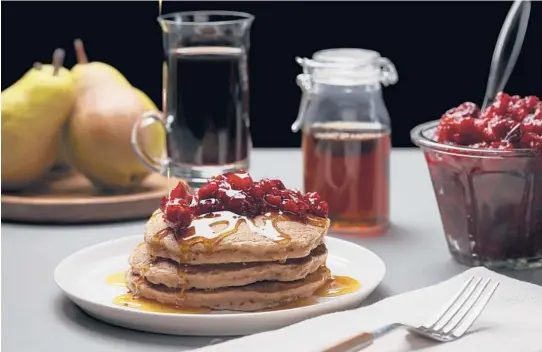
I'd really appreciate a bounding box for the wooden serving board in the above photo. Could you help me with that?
[2,169,178,224]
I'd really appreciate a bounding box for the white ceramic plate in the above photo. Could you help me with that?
[54,235,386,336]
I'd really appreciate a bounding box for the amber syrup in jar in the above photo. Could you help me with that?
[294,48,398,235]
[303,122,390,234]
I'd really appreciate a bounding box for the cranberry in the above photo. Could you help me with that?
[442,102,480,119]
[226,171,254,190]
[259,179,285,193]
[510,95,522,104]
[273,189,292,199]
[264,194,282,207]
[311,201,329,217]
[485,118,521,142]
[169,181,191,200]
[519,132,542,150]
[226,192,256,214]
[521,118,542,135]
[436,116,484,145]
[455,118,485,145]
[281,199,299,214]
[198,182,219,199]
[216,187,230,202]
[484,118,519,141]
[492,92,511,115]
[304,192,321,203]
[227,194,246,213]
[298,201,310,212]
[524,96,540,112]
[479,105,499,120]
[510,107,530,122]
[162,199,194,229]
[195,198,223,215]
[434,123,454,143]
[250,183,264,198]
[186,195,198,207]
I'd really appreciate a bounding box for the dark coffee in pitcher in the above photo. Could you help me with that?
[166,46,250,166]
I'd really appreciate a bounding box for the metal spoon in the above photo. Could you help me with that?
[481,0,531,111]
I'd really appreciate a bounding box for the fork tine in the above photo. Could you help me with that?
[431,277,484,331]
[440,278,492,333]
[450,281,499,338]
[422,276,480,330]
[421,276,475,329]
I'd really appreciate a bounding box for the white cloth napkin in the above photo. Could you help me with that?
[195,267,542,352]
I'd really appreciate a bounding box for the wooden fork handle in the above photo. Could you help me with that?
[322,332,374,352]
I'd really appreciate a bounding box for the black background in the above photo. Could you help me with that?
[2,1,541,148]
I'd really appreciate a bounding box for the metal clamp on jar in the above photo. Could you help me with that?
[292,48,398,236]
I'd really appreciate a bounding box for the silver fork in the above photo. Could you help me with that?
[323,277,499,352]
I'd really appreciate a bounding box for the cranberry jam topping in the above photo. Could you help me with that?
[434,92,542,150]
[159,171,329,231]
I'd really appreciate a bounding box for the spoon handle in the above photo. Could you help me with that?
[481,0,531,111]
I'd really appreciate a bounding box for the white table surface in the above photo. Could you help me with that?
[3,148,542,352]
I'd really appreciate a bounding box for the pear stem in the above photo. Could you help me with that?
[74,39,89,64]
[33,62,43,70]
[52,48,65,76]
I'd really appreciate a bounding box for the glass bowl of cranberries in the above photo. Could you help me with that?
[411,92,542,269]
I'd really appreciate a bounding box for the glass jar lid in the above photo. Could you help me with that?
[296,48,398,86]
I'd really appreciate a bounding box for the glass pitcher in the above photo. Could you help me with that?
[131,11,254,187]
[293,48,398,236]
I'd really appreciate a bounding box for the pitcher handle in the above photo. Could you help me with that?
[131,110,167,173]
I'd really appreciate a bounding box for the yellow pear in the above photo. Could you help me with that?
[65,40,164,191]
[2,49,74,190]
[66,86,156,190]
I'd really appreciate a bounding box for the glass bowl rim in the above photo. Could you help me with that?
[410,120,540,158]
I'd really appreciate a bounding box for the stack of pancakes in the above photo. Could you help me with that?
[126,209,331,311]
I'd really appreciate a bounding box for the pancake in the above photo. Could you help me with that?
[145,209,329,265]
[130,243,328,290]
[126,266,331,311]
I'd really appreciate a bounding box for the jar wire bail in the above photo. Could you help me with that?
[376,57,398,86]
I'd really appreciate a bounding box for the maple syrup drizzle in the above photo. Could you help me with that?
[113,293,210,314]
[178,217,248,256]
[209,220,230,228]
[182,211,292,243]
[150,211,311,260]
[151,228,170,250]
[315,275,361,297]
[202,213,221,219]
[105,271,127,287]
